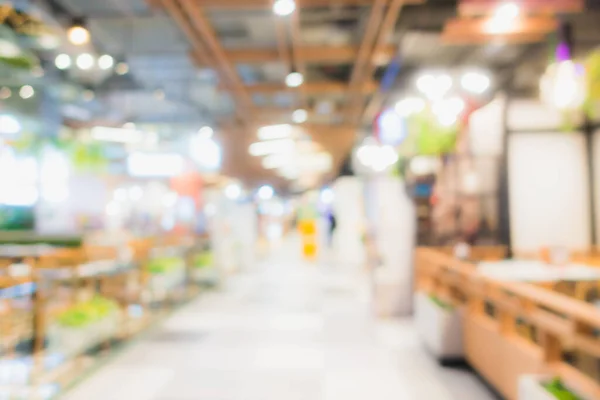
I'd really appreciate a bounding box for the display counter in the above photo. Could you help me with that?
[415,247,600,400]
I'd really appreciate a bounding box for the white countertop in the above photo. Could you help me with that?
[478,260,600,282]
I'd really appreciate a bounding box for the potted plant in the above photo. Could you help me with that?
[414,291,464,362]
[519,376,584,400]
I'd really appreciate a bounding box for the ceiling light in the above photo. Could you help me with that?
[486,2,520,34]
[0,115,21,135]
[320,188,334,204]
[286,71,304,88]
[292,109,308,123]
[55,54,71,70]
[225,183,242,200]
[395,97,426,117]
[76,53,94,70]
[123,122,136,130]
[461,71,491,94]
[258,124,293,140]
[198,126,214,138]
[257,185,274,200]
[115,62,129,75]
[0,87,11,100]
[191,135,221,171]
[98,54,114,70]
[249,139,294,156]
[67,20,90,45]
[262,154,287,169]
[127,153,185,177]
[273,0,296,16]
[416,73,452,100]
[540,60,587,111]
[19,85,34,99]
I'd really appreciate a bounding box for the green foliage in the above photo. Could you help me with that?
[147,257,185,274]
[586,50,600,119]
[70,142,107,172]
[544,378,582,400]
[57,297,118,328]
[399,111,458,157]
[429,295,453,310]
[193,252,213,269]
[0,206,34,230]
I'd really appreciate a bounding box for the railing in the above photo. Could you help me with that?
[416,247,600,400]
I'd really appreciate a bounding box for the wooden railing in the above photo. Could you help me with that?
[416,247,600,400]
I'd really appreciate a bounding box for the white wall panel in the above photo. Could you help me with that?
[508,133,591,253]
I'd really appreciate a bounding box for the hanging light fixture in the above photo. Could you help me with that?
[286,71,304,88]
[68,18,90,45]
[539,22,587,111]
[273,0,296,16]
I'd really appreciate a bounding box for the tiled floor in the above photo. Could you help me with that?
[63,240,496,400]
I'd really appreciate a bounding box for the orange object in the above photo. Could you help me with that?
[299,220,317,236]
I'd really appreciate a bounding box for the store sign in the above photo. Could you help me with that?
[0,5,52,37]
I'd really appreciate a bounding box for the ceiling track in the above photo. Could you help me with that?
[344,0,388,121]
[159,0,254,126]
[355,0,406,125]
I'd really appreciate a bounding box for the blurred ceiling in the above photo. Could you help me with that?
[32,0,600,190]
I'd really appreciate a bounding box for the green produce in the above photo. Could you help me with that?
[429,295,453,310]
[57,297,118,328]
[544,378,582,400]
[146,257,184,274]
[193,252,213,269]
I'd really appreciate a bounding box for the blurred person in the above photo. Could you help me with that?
[327,210,337,247]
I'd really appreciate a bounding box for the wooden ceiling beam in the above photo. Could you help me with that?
[191,0,423,9]
[345,0,387,119]
[354,0,404,123]
[444,16,558,37]
[220,45,396,65]
[220,80,377,95]
[441,31,546,45]
[459,0,584,16]
[177,0,253,114]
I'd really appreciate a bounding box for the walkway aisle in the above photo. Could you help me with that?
[64,238,495,400]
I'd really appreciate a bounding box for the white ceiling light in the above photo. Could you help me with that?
[123,122,136,130]
[292,109,308,123]
[540,60,587,111]
[258,124,293,140]
[38,34,60,50]
[225,183,242,200]
[76,53,94,70]
[198,126,214,138]
[273,0,296,16]
[461,71,491,94]
[98,54,114,70]
[486,2,520,34]
[55,54,72,70]
[262,154,287,169]
[68,24,90,45]
[395,97,426,117]
[249,139,294,156]
[127,153,185,177]
[416,73,453,100]
[19,85,34,99]
[0,115,21,135]
[285,72,304,88]
[191,135,221,171]
[115,62,129,75]
[257,185,274,200]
